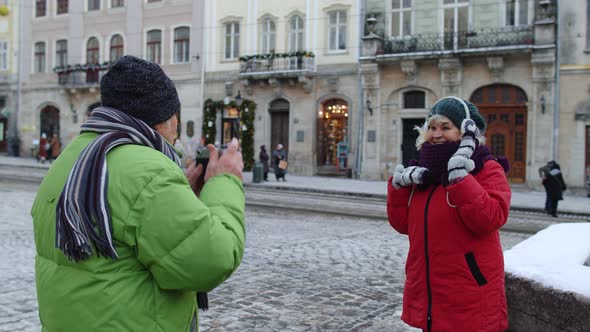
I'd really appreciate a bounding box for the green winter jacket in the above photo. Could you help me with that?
[31,132,245,332]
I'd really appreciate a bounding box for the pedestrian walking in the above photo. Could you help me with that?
[259,144,270,181]
[272,143,287,181]
[540,160,567,217]
[387,96,511,332]
[31,55,246,332]
[37,132,48,163]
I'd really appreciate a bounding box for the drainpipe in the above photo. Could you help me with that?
[11,0,23,156]
[354,0,365,179]
[552,0,560,162]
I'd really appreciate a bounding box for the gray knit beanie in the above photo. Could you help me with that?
[428,97,486,133]
[100,55,180,127]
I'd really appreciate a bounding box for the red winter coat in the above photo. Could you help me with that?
[387,160,511,332]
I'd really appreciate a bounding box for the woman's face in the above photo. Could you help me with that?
[426,116,462,144]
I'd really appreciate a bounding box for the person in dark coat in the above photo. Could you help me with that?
[387,97,511,332]
[272,144,287,181]
[540,160,567,217]
[259,145,270,181]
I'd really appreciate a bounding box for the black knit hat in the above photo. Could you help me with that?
[100,55,180,127]
[428,97,486,133]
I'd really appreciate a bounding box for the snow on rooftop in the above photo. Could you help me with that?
[504,223,590,298]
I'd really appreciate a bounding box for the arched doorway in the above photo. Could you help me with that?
[471,84,528,182]
[317,99,349,171]
[40,105,60,138]
[269,99,290,153]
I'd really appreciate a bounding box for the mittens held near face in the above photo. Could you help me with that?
[392,164,430,189]
[448,124,477,183]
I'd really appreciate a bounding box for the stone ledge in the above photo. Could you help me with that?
[506,273,590,332]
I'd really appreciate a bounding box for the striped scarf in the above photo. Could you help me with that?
[56,106,181,262]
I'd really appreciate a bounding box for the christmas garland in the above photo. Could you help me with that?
[53,62,112,73]
[202,98,256,171]
[239,51,314,62]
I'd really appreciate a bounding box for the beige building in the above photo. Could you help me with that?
[0,0,19,154]
[359,0,566,186]
[558,0,590,190]
[202,0,363,176]
[19,0,205,158]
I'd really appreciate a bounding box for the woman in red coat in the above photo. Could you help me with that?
[387,97,511,332]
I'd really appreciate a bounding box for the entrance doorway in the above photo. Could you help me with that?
[40,105,60,138]
[0,116,6,152]
[317,99,348,167]
[471,84,528,182]
[222,107,240,146]
[269,99,290,153]
[401,118,423,166]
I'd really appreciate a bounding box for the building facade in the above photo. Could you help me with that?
[0,0,19,154]
[558,0,590,190]
[201,0,363,176]
[19,0,204,158]
[359,0,564,187]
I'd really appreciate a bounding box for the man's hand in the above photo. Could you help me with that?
[185,162,205,196]
[391,165,429,189]
[448,119,477,183]
[205,137,244,182]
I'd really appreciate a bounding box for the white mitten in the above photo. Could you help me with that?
[392,165,429,189]
[448,119,478,183]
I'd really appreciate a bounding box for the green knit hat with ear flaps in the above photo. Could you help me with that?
[428,97,487,133]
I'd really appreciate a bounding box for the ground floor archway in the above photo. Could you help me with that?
[269,98,290,153]
[40,105,60,138]
[316,99,348,173]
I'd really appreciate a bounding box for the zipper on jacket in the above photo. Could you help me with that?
[424,185,437,332]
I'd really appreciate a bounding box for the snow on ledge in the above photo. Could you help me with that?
[504,223,590,298]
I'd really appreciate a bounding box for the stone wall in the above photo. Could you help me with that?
[506,273,590,332]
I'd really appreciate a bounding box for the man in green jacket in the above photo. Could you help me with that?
[31,55,245,332]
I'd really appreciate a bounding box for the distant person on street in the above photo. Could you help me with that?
[259,144,270,181]
[387,96,511,332]
[38,132,48,163]
[49,133,61,161]
[272,143,287,181]
[31,55,245,332]
[539,160,567,217]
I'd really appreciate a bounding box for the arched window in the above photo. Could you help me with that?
[174,27,190,63]
[86,37,99,64]
[110,35,124,62]
[146,29,162,63]
[261,18,276,54]
[403,90,425,108]
[288,16,304,52]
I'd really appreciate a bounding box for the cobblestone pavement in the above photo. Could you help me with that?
[0,181,529,332]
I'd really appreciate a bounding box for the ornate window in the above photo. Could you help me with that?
[391,0,412,37]
[260,18,276,54]
[87,37,99,64]
[34,42,46,73]
[57,0,68,15]
[328,10,347,51]
[36,0,47,17]
[288,16,304,52]
[506,0,530,26]
[146,29,162,63]
[56,40,68,67]
[224,22,240,60]
[174,27,190,63]
[88,0,100,11]
[110,35,124,62]
[111,0,124,8]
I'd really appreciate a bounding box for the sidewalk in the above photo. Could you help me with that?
[2,155,589,216]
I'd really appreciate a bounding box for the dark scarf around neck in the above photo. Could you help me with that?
[410,141,509,187]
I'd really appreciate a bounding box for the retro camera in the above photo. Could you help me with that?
[195,146,210,170]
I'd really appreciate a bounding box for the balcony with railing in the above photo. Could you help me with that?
[238,51,315,78]
[54,62,111,89]
[377,26,533,57]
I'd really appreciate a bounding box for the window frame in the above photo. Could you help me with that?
[403,90,426,109]
[172,26,190,64]
[35,0,47,17]
[55,39,68,68]
[327,10,347,53]
[110,0,124,8]
[56,0,68,15]
[505,0,531,26]
[86,37,100,64]
[260,17,276,54]
[288,15,305,52]
[146,29,162,64]
[87,0,101,11]
[223,21,240,60]
[390,0,413,38]
[109,34,124,63]
[34,41,46,73]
